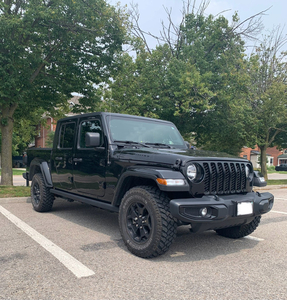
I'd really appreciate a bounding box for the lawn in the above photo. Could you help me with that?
[0,186,30,198]
[0,169,25,176]
[267,179,287,185]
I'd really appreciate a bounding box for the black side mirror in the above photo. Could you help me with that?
[85,132,101,147]
[253,171,267,187]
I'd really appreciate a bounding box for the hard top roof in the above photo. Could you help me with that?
[58,112,173,124]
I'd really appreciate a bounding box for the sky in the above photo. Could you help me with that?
[109,0,287,51]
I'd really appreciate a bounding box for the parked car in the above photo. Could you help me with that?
[23,112,274,258]
[275,164,287,171]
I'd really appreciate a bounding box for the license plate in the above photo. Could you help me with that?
[237,202,253,216]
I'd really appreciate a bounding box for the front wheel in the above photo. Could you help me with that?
[31,173,54,212]
[119,186,177,258]
[215,216,261,239]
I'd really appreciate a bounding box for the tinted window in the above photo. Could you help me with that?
[59,123,76,149]
[79,119,103,148]
[108,117,186,149]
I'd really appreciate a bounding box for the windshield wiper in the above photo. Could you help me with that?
[113,140,151,148]
[145,142,172,148]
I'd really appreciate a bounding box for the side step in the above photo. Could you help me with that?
[50,189,119,213]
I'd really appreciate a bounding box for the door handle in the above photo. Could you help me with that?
[55,157,63,161]
[73,158,83,162]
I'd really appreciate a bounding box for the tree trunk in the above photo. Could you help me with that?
[259,145,268,180]
[0,103,18,186]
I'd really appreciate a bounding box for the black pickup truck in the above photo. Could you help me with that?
[23,112,274,258]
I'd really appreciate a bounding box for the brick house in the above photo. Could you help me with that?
[34,96,81,148]
[240,146,287,168]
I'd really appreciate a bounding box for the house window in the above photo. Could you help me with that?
[243,155,247,159]
[270,157,273,165]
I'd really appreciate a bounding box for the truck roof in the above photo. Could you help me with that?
[58,112,174,124]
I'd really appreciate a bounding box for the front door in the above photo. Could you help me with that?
[73,117,106,198]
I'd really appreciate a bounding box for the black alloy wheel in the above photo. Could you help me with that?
[119,186,177,258]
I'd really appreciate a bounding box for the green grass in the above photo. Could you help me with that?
[0,186,30,198]
[267,179,287,185]
[0,169,25,176]
[267,170,287,174]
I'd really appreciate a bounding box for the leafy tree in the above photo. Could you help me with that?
[0,0,127,185]
[104,4,259,155]
[247,30,287,178]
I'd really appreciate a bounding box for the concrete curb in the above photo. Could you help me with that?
[0,197,31,204]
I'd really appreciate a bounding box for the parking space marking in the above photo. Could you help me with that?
[244,236,264,241]
[271,210,287,215]
[0,205,95,278]
[275,198,287,201]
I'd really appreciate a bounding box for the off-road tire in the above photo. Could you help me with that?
[119,186,177,258]
[215,216,261,239]
[31,173,54,212]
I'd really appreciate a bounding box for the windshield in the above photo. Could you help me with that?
[107,116,187,149]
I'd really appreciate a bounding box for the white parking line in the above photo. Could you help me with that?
[275,198,287,201]
[271,210,287,215]
[244,236,264,241]
[0,205,95,279]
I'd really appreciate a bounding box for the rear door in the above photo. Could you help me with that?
[51,121,76,190]
[73,116,106,198]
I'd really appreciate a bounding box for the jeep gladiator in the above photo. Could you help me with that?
[23,112,274,258]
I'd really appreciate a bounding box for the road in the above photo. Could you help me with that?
[0,188,286,300]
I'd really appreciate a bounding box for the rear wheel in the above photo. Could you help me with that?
[119,186,177,258]
[31,173,54,212]
[215,216,261,238]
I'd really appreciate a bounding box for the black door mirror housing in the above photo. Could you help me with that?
[85,132,101,147]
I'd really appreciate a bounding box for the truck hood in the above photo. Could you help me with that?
[113,147,247,166]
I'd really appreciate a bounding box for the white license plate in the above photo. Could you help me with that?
[237,202,253,216]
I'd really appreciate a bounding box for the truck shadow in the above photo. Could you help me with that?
[50,198,268,262]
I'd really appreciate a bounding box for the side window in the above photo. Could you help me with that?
[59,122,76,149]
[79,119,103,148]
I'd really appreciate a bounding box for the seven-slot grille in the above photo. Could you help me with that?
[203,162,248,195]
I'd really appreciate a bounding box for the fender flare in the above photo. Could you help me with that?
[29,159,53,188]
[112,167,188,206]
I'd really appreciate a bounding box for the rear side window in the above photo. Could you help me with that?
[58,122,76,149]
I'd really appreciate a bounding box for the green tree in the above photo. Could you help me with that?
[0,0,127,185]
[105,6,257,155]
[247,30,287,178]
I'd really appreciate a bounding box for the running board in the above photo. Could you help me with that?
[50,189,119,213]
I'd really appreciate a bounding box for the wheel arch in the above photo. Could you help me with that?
[112,171,158,207]
[29,159,53,188]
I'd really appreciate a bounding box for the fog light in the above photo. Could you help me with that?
[200,207,208,217]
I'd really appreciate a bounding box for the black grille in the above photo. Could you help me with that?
[203,162,248,195]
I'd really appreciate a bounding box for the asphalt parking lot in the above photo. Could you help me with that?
[0,188,287,300]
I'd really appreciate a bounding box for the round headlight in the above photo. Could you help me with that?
[187,164,197,181]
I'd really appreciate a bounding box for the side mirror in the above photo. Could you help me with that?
[253,171,267,187]
[85,132,101,147]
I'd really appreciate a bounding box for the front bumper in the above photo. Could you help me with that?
[170,191,274,232]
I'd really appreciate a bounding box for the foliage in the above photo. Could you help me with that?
[247,28,287,178]
[0,0,127,185]
[102,11,255,155]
